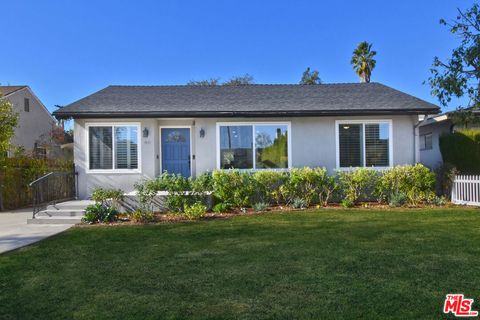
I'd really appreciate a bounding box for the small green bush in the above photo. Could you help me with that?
[184,202,207,220]
[212,170,256,208]
[91,187,124,209]
[340,198,355,208]
[337,168,379,204]
[377,164,436,206]
[253,202,269,212]
[389,192,407,208]
[130,209,155,223]
[212,202,231,213]
[252,170,287,205]
[83,203,118,224]
[292,198,307,209]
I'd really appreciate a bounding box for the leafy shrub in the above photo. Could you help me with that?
[212,202,231,213]
[435,162,458,198]
[340,198,354,208]
[439,129,480,174]
[252,170,287,205]
[130,209,155,223]
[337,168,379,204]
[184,202,207,220]
[82,203,118,224]
[91,187,124,209]
[292,198,307,209]
[432,196,447,206]
[212,170,256,208]
[253,202,269,212]
[389,192,407,208]
[280,167,337,206]
[377,164,436,206]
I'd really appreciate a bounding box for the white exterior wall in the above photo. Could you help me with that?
[75,115,419,199]
[6,88,56,151]
[419,120,452,170]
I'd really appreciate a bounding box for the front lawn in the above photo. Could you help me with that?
[1,208,479,319]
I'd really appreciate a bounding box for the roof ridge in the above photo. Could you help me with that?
[107,82,375,88]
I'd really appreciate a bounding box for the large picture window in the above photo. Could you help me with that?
[218,123,290,169]
[337,121,391,168]
[88,124,139,171]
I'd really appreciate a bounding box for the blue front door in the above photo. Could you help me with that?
[161,128,191,177]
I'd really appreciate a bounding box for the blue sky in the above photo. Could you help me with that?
[1,0,474,115]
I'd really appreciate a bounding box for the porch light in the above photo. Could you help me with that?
[199,128,205,138]
[143,127,149,138]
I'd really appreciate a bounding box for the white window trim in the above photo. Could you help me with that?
[216,121,292,170]
[85,122,142,174]
[159,126,193,177]
[335,119,393,170]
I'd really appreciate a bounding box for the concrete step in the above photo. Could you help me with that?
[27,216,83,225]
[46,200,94,211]
[36,209,85,217]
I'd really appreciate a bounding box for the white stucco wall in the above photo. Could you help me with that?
[7,88,56,151]
[75,115,419,199]
[419,120,452,170]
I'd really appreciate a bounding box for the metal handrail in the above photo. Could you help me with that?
[29,167,78,219]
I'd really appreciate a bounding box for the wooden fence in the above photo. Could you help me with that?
[451,175,480,206]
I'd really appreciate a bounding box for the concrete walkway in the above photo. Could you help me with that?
[0,208,72,254]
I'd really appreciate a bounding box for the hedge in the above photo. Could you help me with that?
[439,129,480,174]
[0,157,73,210]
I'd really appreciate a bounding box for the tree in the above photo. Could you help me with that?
[223,74,255,86]
[351,41,377,83]
[186,78,220,86]
[427,3,480,125]
[299,67,321,85]
[0,96,18,155]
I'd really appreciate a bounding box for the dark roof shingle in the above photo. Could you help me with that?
[53,83,440,118]
[0,86,27,96]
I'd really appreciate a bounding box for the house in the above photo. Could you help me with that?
[419,109,480,169]
[52,83,439,199]
[0,86,57,157]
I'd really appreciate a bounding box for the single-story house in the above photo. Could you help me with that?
[53,83,439,199]
[419,109,480,169]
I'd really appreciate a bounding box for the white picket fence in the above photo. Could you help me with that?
[451,175,480,206]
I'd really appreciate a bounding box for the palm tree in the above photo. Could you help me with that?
[351,41,376,83]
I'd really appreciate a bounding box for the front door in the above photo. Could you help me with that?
[161,128,191,177]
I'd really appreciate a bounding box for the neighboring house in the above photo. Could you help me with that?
[53,83,439,199]
[419,109,480,169]
[0,86,57,157]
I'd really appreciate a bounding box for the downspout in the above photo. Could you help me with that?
[413,114,428,163]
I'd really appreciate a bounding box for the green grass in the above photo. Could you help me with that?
[1,208,480,319]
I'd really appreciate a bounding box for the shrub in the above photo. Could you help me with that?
[184,202,207,220]
[337,168,379,204]
[432,196,447,206]
[252,170,287,205]
[253,202,269,212]
[212,202,231,213]
[82,203,118,224]
[130,209,155,223]
[212,170,256,208]
[389,192,407,208]
[91,187,124,209]
[340,198,354,208]
[280,167,337,206]
[292,198,307,209]
[435,162,459,198]
[439,129,480,174]
[377,164,436,206]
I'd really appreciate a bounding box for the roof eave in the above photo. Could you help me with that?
[53,108,440,119]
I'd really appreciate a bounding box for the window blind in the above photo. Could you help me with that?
[365,123,389,167]
[115,126,138,169]
[89,127,113,169]
[339,124,363,167]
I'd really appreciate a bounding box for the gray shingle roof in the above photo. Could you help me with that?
[53,83,440,119]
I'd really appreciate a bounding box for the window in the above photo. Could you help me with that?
[218,123,290,169]
[24,98,30,112]
[420,133,433,150]
[88,124,139,171]
[337,120,391,168]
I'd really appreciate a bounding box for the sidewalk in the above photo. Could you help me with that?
[0,208,72,254]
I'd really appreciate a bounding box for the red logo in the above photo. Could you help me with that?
[444,294,478,317]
